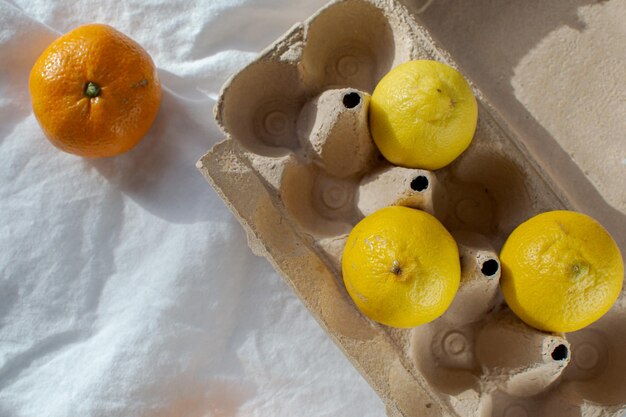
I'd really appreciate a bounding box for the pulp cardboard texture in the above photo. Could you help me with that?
[197,1,626,416]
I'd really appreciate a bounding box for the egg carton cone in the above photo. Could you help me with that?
[196,0,626,415]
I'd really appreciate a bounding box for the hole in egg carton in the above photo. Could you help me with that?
[342,92,362,109]
[480,259,499,277]
[199,1,624,416]
[410,175,429,192]
[551,344,569,362]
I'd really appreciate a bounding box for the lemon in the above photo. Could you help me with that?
[369,60,478,170]
[341,206,461,328]
[500,210,624,333]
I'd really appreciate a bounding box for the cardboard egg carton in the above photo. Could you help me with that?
[196,0,626,415]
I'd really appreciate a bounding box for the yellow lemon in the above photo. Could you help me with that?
[369,60,478,170]
[341,206,461,328]
[500,210,624,333]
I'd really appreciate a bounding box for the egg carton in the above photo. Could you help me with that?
[196,0,626,416]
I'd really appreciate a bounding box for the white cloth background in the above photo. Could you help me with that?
[0,1,386,416]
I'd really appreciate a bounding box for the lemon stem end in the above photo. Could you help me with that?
[572,262,589,280]
[391,260,402,276]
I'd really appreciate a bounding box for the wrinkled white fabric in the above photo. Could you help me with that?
[0,1,385,416]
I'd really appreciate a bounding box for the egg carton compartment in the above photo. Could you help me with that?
[196,1,626,416]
